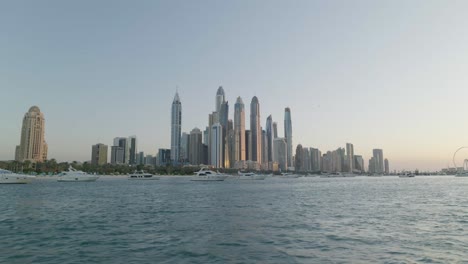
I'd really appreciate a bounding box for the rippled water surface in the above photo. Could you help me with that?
[2,176,468,263]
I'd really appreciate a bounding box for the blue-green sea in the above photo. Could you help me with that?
[1,176,468,263]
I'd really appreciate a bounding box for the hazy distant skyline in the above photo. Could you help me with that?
[2,0,468,171]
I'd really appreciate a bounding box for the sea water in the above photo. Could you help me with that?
[1,176,467,263]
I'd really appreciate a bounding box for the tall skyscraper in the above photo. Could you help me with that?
[145,155,155,166]
[207,113,216,165]
[207,86,220,166]
[91,143,108,165]
[210,123,223,168]
[262,129,268,165]
[272,122,278,139]
[227,120,236,168]
[137,151,145,165]
[203,128,209,145]
[373,149,384,173]
[295,144,303,172]
[266,115,274,162]
[189,128,203,165]
[368,157,376,173]
[157,149,171,166]
[384,158,389,174]
[171,92,182,164]
[245,130,251,161]
[336,148,345,172]
[234,97,246,162]
[284,107,293,168]
[113,137,129,164]
[354,155,364,173]
[16,106,47,162]
[346,143,354,173]
[273,138,287,171]
[250,96,261,163]
[180,132,190,163]
[129,136,137,165]
[216,86,225,113]
[220,100,229,168]
[310,148,322,172]
[110,146,124,164]
[303,148,311,171]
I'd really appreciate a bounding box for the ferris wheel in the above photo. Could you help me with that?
[452,147,468,170]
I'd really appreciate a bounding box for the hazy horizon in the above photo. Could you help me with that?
[2,0,468,171]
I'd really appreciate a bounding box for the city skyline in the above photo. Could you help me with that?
[7,91,389,173]
[2,1,468,170]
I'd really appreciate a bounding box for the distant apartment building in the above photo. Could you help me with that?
[180,132,190,163]
[368,157,376,173]
[210,123,223,168]
[128,136,137,165]
[157,149,171,166]
[373,149,384,173]
[273,138,287,171]
[110,146,125,164]
[303,147,311,171]
[295,144,303,172]
[91,143,108,165]
[137,151,145,165]
[310,148,322,172]
[354,155,364,173]
[384,158,389,174]
[284,107,293,168]
[145,155,156,166]
[189,128,203,165]
[245,130,251,161]
[346,143,354,173]
[113,137,129,164]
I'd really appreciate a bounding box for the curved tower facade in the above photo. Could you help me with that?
[171,92,182,164]
[234,97,246,161]
[250,96,261,163]
[17,106,47,162]
[284,107,293,168]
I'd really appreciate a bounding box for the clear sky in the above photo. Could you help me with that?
[2,0,468,171]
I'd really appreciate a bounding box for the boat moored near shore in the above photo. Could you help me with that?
[191,168,228,181]
[128,171,160,180]
[57,167,99,182]
[0,169,35,184]
[236,171,267,180]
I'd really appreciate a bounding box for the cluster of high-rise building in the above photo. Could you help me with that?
[91,136,162,166]
[170,87,302,171]
[12,104,389,174]
[293,143,389,174]
[106,136,138,165]
[169,87,390,173]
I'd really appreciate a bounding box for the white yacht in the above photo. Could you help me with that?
[236,171,267,180]
[128,171,160,180]
[455,171,468,177]
[279,172,301,178]
[0,169,35,184]
[320,172,355,178]
[399,173,415,178]
[191,168,228,181]
[57,167,99,182]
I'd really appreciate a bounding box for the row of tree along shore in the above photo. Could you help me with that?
[1,160,441,176]
[0,160,289,176]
